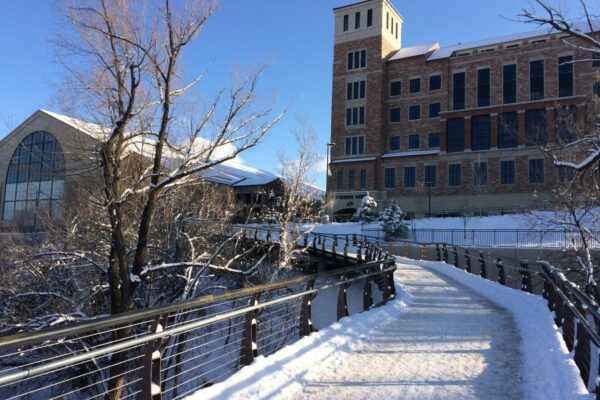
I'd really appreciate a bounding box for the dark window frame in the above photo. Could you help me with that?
[448,164,462,187]
[425,165,437,188]
[528,159,545,184]
[408,134,420,150]
[558,55,574,98]
[367,9,373,27]
[384,167,396,189]
[471,115,491,151]
[429,74,441,91]
[409,105,421,121]
[389,135,400,151]
[428,132,440,148]
[446,118,465,153]
[503,64,517,104]
[409,78,421,93]
[453,72,466,110]
[473,162,488,186]
[530,59,545,101]
[500,160,515,185]
[343,15,349,32]
[389,107,401,123]
[477,68,491,107]
[404,166,416,188]
[498,112,519,149]
[390,81,401,97]
[429,103,441,118]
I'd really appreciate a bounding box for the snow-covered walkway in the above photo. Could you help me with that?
[194,261,557,400]
[285,262,524,399]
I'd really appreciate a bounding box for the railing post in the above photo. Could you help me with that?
[453,246,459,268]
[496,257,505,286]
[357,241,363,262]
[352,233,357,246]
[332,235,337,260]
[420,245,427,260]
[141,313,170,400]
[337,276,349,321]
[343,240,349,264]
[479,252,486,279]
[240,293,261,366]
[312,235,317,251]
[435,244,441,262]
[363,274,373,311]
[465,249,472,273]
[299,280,315,338]
[321,236,326,254]
[442,244,449,263]
[520,262,533,293]
[303,233,308,248]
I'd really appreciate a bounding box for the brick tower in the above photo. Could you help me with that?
[329,0,403,215]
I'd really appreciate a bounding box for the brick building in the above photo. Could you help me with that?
[328,0,598,219]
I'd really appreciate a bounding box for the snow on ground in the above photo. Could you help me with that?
[398,257,591,400]
[186,260,589,400]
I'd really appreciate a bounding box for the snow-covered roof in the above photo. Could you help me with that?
[388,43,439,61]
[201,160,279,187]
[40,109,111,140]
[381,150,440,159]
[389,21,600,62]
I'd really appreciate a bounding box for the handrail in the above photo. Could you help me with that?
[0,233,397,400]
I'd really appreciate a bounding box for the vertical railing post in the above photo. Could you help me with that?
[303,233,308,248]
[520,262,533,293]
[453,247,459,268]
[420,245,427,260]
[465,249,472,273]
[299,280,315,338]
[496,257,505,286]
[141,313,170,400]
[337,276,349,321]
[363,274,373,311]
[442,244,449,263]
[343,240,349,264]
[352,233,357,246]
[240,293,261,366]
[435,244,441,262]
[479,252,486,279]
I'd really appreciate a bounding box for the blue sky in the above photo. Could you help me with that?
[0,0,576,188]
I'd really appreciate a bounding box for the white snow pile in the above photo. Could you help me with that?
[399,257,592,400]
[186,282,412,400]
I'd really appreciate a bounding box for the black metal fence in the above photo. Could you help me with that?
[0,234,395,400]
[359,227,600,248]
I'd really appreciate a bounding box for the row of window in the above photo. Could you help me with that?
[446,107,576,153]
[337,168,368,190]
[385,11,399,40]
[342,9,373,32]
[389,103,440,122]
[378,159,546,190]
[389,75,441,97]
[389,133,439,151]
[451,56,574,111]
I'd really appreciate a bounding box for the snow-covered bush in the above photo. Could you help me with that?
[353,195,379,224]
[380,203,408,241]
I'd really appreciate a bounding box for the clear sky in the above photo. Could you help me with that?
[0,0,580,188]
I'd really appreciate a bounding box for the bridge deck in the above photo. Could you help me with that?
[196,262,524,400]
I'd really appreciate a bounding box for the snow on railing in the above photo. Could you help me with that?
[0,236,395,400]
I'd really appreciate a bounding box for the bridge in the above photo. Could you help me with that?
[0,230,597,399]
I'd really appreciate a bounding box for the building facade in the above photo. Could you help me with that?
[328,0,598,219]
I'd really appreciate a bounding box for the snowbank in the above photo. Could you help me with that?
[398,257,592,400]
[186,282,412,400]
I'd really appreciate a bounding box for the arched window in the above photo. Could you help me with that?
[2,131,65,223]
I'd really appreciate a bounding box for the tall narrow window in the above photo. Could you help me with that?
[355,12,360,29]
[348,170,355,190]
[345,136,365,155]
[446,118,465,153]
[389,136,400,151]
[386,12,389,29]
[2,131,65,223]
[503,64,517,104]
[428,132,440,148]
[498,112,518,148]
[501,160,515,184]
[384,167,396,189]
[555,106,577,144]
[347,80,366,100]
[526,109,547,146]
[389,107,401,123]
[343,15,349,32]
[558,55,573,97]
[425,165,437,187]
[429,103,441,118]
[409,78,421,93]
[429,75,441,91]
[453,72,466,110]
[477,68,490,107]
[529,159,544,183]
[404,167,416,188]
[409,105,420,120]
[474,162,488,186]
[337,171,344,190]
[347,50,367,71]
[360,169,367,189]
[390,81,401,97]
[471,115,491,151]
[395,23,399,40]
[593,53,600,68]
[367,9,373,27]
[448,164,462,187]
[530,60,545,100]
[346,106,365,126]
[408,134,420,149]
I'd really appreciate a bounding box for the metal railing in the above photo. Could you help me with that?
[359,227,600,248]
[409,242,600,398]
[0,234,395,400]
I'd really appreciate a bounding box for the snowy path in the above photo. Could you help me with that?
[276,262,523,399]
[195,262,532,400]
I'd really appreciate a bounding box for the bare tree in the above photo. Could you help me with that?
[51,0,284,396]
